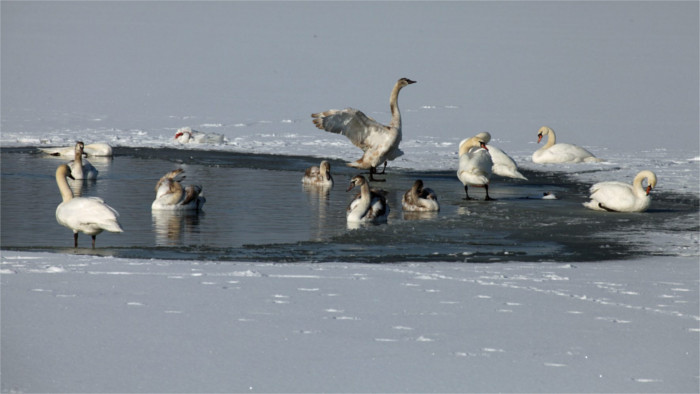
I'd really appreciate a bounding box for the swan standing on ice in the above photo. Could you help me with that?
[151,168,206,211]
[67,141,98,180]
[302,160,334,187]
[174,127,225,144]
[312,78,416,182]
[346,175,390,223]
[54,164,123,248]
[533,126,601,164]
[402,179,439,212]
[457,132,494,201]
[583,170,657,212]
[40,142,113,157]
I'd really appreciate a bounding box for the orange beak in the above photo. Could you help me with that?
[646,185,652,195]
[537,134,543,143]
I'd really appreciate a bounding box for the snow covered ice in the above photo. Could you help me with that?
[1,2,698,392]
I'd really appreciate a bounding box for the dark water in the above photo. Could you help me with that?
[1,147,697,263]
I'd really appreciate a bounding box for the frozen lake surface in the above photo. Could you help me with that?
[2,147,697,263]
[1,2,697,392]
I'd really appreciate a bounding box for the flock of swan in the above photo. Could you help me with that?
[46,77,658,248]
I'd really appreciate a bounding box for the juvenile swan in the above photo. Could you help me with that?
[533,126,601,164]
[457,132,494,200]
[402,180,439,212]
[302,160,334,187]
[55,164,123,248]
[346,175,389,223]
[67,141,98,180]
[151,168,206,211]
[312,78,416,181]
[583,170,657,212]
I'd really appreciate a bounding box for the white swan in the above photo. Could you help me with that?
[402,179,439,212]
[346,175,390,223]
[488,145,528,180]
[312,78,416,181]
[302,160,334,187]
[174,127,225,144]
[40,142,113,157]
[67,141,98,180]
[533,126,601,164]
[151,168,206,211]
[583,170,657,212]
[457,132,494,200]
[54,164,123,248]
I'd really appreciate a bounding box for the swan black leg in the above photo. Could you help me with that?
[484,185,496,201]
[376,161,388,174]
[369,167,385,182]
[74,233,79,248]
[92,235,96,249]
[463,185,473,200]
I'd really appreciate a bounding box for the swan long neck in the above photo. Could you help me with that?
[389,82,403,129]
[55,165,74,203]
[360,181,371,205]
[459,138,478,156]
[73,144,83,166]
[633,170,657,196]
[543,129,556,148]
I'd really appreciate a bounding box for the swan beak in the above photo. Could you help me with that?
[346,183,355,192]
[406,79,417,84]
[480,142,489,151]
[646,185,653,195]
[174,132,183,139]
[68,174,75,180]
[537,134,543,143]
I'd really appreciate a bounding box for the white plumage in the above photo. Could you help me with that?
[457,132,494,200]
[67,141,98,180]
[488,145,528,180]
[152,168,206,211]
[402,179,439,212]
[40,142,113,157]
[583,170,657,212]
[533,126,601,164]
[312,78,416,181]
[346,175,389,224]
[174,127,225,144]
[54,164,123,248]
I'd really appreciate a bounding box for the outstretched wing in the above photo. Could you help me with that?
[312,108,387,151]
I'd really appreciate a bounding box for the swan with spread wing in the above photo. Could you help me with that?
[312,78,416,181]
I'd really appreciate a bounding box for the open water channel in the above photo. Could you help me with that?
[1,147,697,263]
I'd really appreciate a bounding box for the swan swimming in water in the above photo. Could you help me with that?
[402,179,439,212]
[40,142,113,157]
[54,164,123,248]
[583,170,657,212]
[67,141,98,180]
[302,160,334,187]
[346,175,389,223]
[457,132,494,201]
[174,127,225,144]
[151,168,206,211]
[532,126,601,164]
[312,78,416,182]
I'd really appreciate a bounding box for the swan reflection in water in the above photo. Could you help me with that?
[152,210,203,246]
[403,211,439,221]
[302,183,331,240]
